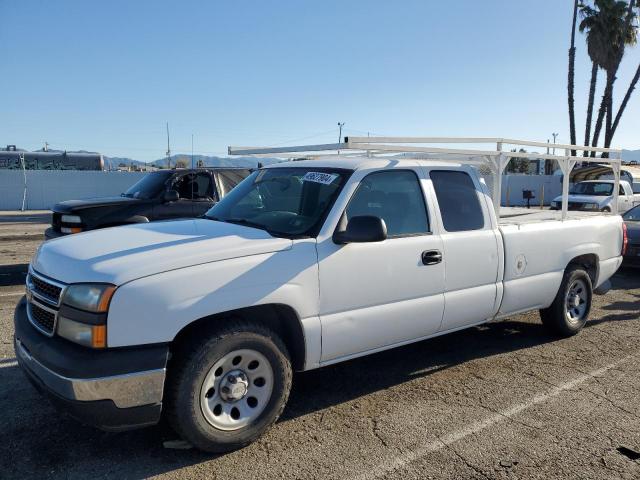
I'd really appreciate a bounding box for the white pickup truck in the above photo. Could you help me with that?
[15,156,625,452]
[551,179,640,212]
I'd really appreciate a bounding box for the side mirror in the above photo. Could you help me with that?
[333,215,387,244]
[164,190,179,203]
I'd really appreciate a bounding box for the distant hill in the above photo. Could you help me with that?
[103,154,282,170]
[622,149,640,162]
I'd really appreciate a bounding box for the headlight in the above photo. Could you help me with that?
[57,316,107,348]
[61,215,83,234]
[63,284,116,312]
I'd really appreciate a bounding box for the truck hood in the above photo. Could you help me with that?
[552,194,609,205]
[32,219,293,285]
[53,196,143,213]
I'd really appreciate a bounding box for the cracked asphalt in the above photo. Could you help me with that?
[0,222,639,479]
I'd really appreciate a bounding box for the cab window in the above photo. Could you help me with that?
[430,170,484,232]
[346,170,429,237]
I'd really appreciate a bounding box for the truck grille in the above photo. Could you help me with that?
[29,274,63,305]
[28,302,56,334]
[25,270,67,337]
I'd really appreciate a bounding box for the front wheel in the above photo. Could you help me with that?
[539,267,592,337]
[166,321,292,452]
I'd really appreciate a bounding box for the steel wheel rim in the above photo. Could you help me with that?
[565,279,588,324]
[200,348,274,431]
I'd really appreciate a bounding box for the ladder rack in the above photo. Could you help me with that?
[228,136,623,220]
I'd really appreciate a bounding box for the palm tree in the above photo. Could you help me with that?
[568,0,579,156]
[604,0,638,149]
[610,60,640,140]
[579,0,637,156]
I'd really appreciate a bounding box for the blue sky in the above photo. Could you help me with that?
[1,0,639,160]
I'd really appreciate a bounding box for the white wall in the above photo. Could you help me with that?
[0,170,563,211]
[501,175,562,207]
[0,171,146,210]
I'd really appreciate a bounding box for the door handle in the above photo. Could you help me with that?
[421,249,442,265]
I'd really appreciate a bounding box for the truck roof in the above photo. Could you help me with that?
[265,156,464,171]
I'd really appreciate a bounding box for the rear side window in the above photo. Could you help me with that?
[346,170,429,237]
[430,170,484,232]
[217,169,252,197]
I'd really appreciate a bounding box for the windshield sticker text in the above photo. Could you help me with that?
[302,172,338,185]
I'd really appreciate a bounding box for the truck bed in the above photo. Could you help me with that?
[498,207,606,226]
[495,207,623,318]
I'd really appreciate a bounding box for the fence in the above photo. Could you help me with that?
[0,171,146,210]
[0,170,563,211]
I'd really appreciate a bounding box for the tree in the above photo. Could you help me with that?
[578,0,637,156]
[568,0,580,156]
[175,158,189,168]
[610,61,640,139]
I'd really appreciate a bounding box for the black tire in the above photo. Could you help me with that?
[166,321,292,452]
[601,207,611,213]
[539,266,592,337]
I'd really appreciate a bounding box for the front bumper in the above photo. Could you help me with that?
[14,297,169,431]
[44,227,64,240]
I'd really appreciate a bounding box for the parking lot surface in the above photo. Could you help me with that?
[0,220,639,480]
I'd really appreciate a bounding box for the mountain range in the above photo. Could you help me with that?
[104,154,282,170]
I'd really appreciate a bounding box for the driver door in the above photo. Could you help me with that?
[317,168,446,363]
[153,172,198,220]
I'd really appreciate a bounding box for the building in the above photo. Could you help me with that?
[0,146,104,171]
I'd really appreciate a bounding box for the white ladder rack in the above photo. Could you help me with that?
[228,136,623,220]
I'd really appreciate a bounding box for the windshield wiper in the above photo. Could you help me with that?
[207,216,288,238]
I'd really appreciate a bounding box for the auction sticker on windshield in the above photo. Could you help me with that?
[302,172,339,184]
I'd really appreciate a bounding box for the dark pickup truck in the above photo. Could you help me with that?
[45,168,251,239]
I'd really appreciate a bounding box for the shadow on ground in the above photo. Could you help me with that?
[0,264,28,287]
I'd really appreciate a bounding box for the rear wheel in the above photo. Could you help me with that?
[166,321,292,452]
[539,267,592,337]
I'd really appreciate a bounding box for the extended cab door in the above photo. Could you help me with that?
[153,172,198,219]
[428,168,500,330]
[317,167,446,363]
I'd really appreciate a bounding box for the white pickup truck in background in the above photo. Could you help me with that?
[551,179,640,212]
[14,138,626,453]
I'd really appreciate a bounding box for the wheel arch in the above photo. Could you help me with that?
[566,253,598,285]
[170,303,307,371]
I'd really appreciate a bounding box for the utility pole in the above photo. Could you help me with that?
[166,122,171,169]
[19,152,27,211]
[44,142,49,152]
[337,122,345,154]
[552,133,559,155]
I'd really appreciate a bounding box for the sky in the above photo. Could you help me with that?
[1,0,639,161]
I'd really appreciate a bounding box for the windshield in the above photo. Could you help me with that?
[205,167,350,237]
[569,182,613,196]
[123,171,172,199]
[623,205,640,221]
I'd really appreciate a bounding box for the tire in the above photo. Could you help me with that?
[539,266,592,337]
[166,321,292,452]
[601,207,611,213]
